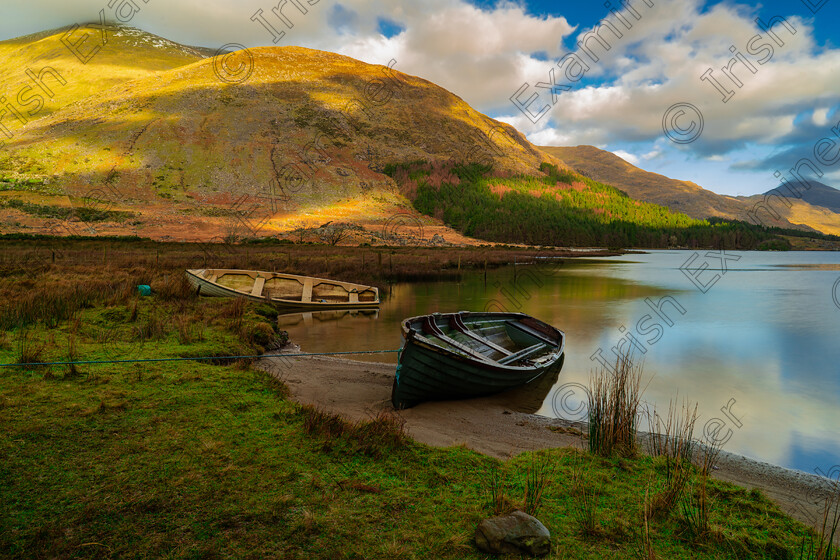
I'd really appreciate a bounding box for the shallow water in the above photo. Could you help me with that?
[279,250,840,475]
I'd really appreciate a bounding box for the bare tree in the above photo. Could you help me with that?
[318,223,351,246]
[288,221,309,243]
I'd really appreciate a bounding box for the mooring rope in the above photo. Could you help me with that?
[0,349,401,368]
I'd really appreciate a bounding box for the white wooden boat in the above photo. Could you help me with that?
[185,269,379,309]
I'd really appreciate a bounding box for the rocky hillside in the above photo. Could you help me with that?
[540,145,747,219]
[0,26,209,122]
[0,29,559,240]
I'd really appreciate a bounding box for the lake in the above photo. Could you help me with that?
[278,250,840,475]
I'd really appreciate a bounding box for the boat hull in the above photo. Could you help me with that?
[186,269,380,310]
[392,312,565,408]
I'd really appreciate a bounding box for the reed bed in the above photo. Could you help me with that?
[588,352,645,458]
[646,399,699,516]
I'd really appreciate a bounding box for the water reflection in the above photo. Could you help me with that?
[277,309,380,329]
[279,250,840,474]
[501,357,564,415]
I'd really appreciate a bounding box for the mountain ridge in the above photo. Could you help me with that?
[540,145,840,236]
[765,180,840,214]
[0,25,835,243]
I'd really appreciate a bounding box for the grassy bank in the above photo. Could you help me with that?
[0,239,831,559]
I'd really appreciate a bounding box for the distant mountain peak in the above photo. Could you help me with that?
[766,179,840,214]
[540,144,840,236]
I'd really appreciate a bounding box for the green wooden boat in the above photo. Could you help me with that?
[391,311,565,409]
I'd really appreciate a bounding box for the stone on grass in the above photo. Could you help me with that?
[475,510,551,556]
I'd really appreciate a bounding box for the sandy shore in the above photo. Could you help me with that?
[258,353,836,531]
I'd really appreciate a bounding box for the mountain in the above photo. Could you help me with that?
[0,26,833,244]
[766,180,840,213]
[0,26,209,124]
[0,29,559,240]
[541,145,840,236]
[539,145,746,220]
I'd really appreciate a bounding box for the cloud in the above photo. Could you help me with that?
[507,0,840,164]
[612,150,639,165]
[335,2,576,110]
[0,0,578,113]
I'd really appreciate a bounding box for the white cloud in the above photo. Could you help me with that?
[335,3,576,109]
[612,150,639,165]
[813,108,830,126]
[507,0,840,160]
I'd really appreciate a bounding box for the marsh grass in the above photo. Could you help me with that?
[680,473,712,540]
[300,405,407,459]
[174,313,199,345]
[800,478,840,560]
[570,455,602,537]
[647,399,699,516]
[486,463,512,515]
[588,352,645,458]
[695,437,724,479]
[65,330,80,378]
[634,480,657,560]
[523,453,552,517]
[14,328,45,368]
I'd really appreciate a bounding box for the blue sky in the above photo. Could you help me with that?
[476,0,840,196]
[3,0,840,196]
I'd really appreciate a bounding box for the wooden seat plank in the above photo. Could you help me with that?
[302,279,313,303]
[449,314,513,356]
[422,316,496,364]
[497,342,548,365]
[250,276,266,297]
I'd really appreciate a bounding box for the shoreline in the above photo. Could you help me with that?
[259,353,835,532]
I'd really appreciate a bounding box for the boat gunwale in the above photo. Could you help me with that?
[401,311,565,372]
[187,268,379,292]
[185,269,380,308]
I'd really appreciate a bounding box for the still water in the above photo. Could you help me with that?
[278,250,840,475]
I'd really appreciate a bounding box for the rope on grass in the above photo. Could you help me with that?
[0,349,401,368]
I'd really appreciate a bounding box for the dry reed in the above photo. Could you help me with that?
[588,352,645,458]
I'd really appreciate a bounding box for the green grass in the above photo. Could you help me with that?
[0,198,136,223]
[0,300,820,559]
[0,177,62,196]
[0,241,826,559]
